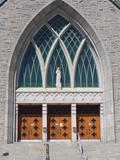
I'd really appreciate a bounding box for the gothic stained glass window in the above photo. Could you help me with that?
[18,15,99,88]
[61,25,83,61]
[48,15,69,34]
[75,44,99,87]
[18,43,42,87]
[47,43,70,87]
[34,25,55,61]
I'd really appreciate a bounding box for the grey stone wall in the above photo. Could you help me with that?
[0,0,120,143]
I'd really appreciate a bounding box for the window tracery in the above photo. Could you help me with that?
[18,15,99,88]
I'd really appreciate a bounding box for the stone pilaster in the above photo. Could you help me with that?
[42,104,47,142]
[71,104,77,142]
[15,104,18,142]
[100,103,104,143]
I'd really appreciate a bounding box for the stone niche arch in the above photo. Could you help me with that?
[7,0,115,143]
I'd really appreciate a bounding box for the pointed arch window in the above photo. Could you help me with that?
[18,14,99,89]
[47,43,70,87]
[18,43,42,87]
[75,44,99,87]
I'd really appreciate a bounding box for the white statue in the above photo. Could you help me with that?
[56,67,61,89]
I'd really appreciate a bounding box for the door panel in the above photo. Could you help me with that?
[48,115,71,140]
[18,114,42,140]
[77,114,100,139]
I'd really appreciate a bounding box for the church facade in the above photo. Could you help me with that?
[0,0,120,145]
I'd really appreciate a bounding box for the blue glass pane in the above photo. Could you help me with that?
[62,25,83,61]
[18,43,42,87]
[0,0,6,5]
[34,26,55,61]
[81,65,86,87]
[75,44,99,87]
[24,65,30,87]
[48,15,69,34]
[31,65,37,87]
[47,43,70,87]
[87,67,92,86]
[93,67,99,87]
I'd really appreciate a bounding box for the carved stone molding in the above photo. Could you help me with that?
[16,92,103,104]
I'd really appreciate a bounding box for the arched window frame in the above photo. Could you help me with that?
[17,12,102,89]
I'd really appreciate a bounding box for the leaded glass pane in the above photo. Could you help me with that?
[75,44,99,87]
[62,25,83,61]
[47,43,70,87]
[18,43,42,87]
[48,15,69,34]
[34,25,55,61]
[93,67,99,87]
[88,67,92,86]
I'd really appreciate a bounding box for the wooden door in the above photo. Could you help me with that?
[77,114,100,139]
[18,114,42,140]
[48,115,71,140]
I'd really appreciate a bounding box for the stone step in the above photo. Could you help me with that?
[0,142,46,160]
[83,143,120,160]
[49,142,83,160]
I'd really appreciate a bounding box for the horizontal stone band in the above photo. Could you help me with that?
[16,92,103,104]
